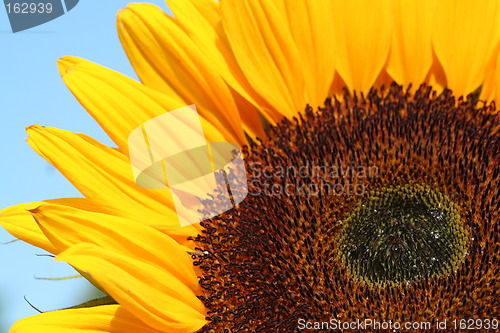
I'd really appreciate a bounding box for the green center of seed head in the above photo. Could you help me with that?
[337,184,468,286]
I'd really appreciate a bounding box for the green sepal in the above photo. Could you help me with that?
[64,295,117,310]
[35,274,82,281]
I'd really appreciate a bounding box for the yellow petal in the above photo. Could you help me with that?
[220,0,305,117]
[332,0,392,94]
[26,126,180,226]
[152,223,202,252]
[219,0,335,114]
[57,243,207,332]
[229,87,267,139]
[432,0,500,97]
[164,0,282,125]
[386,0,435,87]
[0,198,97,254]
[10,305,164,333]
[116,4,246,144]
[167,0,220,31]
[480,45,500,103]
[1,199,200,254]
[282,0,336,108]
[494,48,500,108]
[32,204,201,292]
[57,56,233,152]
[425,51,447,93]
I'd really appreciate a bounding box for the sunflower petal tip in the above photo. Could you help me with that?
[125,2,149,10]
[26,205,43,215]
[25,124,44,132]
[57,56,82,77]
[116,7,128,20]
[117,3,137,18]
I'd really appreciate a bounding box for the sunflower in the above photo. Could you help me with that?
[1,0,499,332]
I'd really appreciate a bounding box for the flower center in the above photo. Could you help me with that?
[337,183,468,286]
[195,84,497,332]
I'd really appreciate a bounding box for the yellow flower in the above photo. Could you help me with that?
[1,0,499,332]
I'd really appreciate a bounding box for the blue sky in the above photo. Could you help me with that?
[0,1,170,331]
